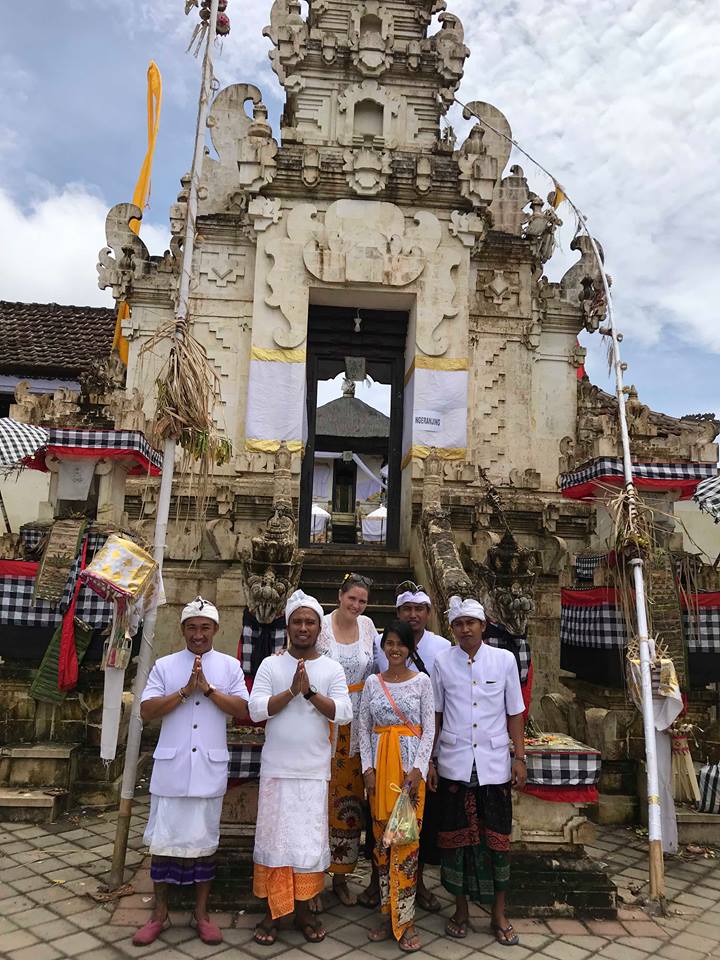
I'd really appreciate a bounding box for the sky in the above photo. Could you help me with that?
[0,0,718,422]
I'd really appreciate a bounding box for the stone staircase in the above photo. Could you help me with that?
[0,742,78,822]
[298,546,416,630]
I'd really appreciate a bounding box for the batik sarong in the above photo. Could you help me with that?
[437,775,512,903]
[372,781,425,941]
[328,722,365,874]
[145,794,222,886]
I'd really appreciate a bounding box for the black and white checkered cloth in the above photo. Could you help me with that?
[228,744,263,780]
[0,544,114,629]
[526,748,601,787]
[694,475,720,524]
[560,458,715,492]
[45,428,163,472]
[575,554,607,581]
[560,600,627,649]
[0,419,48,470]
[240,610,287,675]
[485,622,531,684]
[683,608,720,653]
[19,526,107,561]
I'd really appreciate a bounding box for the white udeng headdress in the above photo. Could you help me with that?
[181,596,220,625]
[285,589,324,623]
[396,590,432,608]
[447,595,486,624]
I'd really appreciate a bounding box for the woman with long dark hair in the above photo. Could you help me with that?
[359,620,435,952]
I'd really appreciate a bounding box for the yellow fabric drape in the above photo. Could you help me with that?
[373,724,420,821]
[551,180,566,209]
[113,61,163,365]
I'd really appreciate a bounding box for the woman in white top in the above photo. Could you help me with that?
[317,572,377,906]
[359,620,435,952]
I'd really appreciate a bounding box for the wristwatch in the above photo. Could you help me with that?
[303,685,318,701]
[204,684,217,698]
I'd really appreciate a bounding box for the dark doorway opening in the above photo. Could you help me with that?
[299,305,408,550]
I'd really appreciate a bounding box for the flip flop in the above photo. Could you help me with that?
[357,888,381,909]
[367,925,393,942]
[491,921,520,946]
[253,923,278,946]
[445,917,473,939]
[416,889,442,912]
[296,919,326,943]
[399,928,422,952]
[332,879,357,907]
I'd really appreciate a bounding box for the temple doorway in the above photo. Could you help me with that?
[299,305,407,550]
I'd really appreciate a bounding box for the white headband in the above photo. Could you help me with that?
[396,590,432,608]
[285,589,324,623]
[181,596,219,625]
[447,595,486,624]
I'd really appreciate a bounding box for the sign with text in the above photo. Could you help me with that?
[414,410,442,433]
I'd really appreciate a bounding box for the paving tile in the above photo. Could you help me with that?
[11,874,48,893]
[7,945,61,960]
[4,866,34,883]
[594,943,657,960]
[586,920,624,937]
[672,892,716,911]
[68,905,114,929]
[31,917,80,940]
[50,930,104,954]
[0,930,39,954]
[420,937,474,959]
[616,908,648,921]
[478,941,533,960]
[333,920,377,948]
[564,936,612,950]
[74,949,127,960]
[540,941,592,960]
[671,930,719,953]
[656,945,705,960]
[233,932,288,958]
[1,894,36,916]
[4,841,34,855]
[52,893,106,917]
[0,917,19,936]
[300,934,357,959]
[27,884,76,905]
[546,920,588,936]
[618,936,670,953]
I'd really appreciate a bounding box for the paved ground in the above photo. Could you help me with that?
[1,798,719,960]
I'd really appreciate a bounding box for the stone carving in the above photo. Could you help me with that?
[407,39,421,71]
[302,200,441,285]
[11,382,81,428]
[432,12,470,101]
[349,2,394,76]
[337,80,416,149]
[321,31,337,64]
[415,156,432,193]
[198,250,246,288]
[421,448,444,513]
[343,146,392,195]
[263,0,308,84]
[239,443,304,623]
[461,531,537,636]
[457,126,499,208]
[97,203,150,301]
[248,196,283,232]
[560,234,607,330]
[302,146,321,187]
[449,210,487,250]
[202,84,278,205]
[490,165,531,236]
[522,193,562,270]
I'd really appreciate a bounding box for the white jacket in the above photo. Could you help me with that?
[432,642,525,785]
[141,647,248,798]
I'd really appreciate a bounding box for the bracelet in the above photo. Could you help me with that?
[178,689,188,703]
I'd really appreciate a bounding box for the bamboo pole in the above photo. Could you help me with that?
[109,0,220,889]
[453,96,665,900]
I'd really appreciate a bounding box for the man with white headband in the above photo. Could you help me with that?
[364,581,450,912]
[432,596,526,947]
[133,597,249,948]
[250,589,352,946]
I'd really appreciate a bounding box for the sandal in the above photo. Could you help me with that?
[253,923,278,946]
[295,918,326,943]
[416,889,442,912]
[357,887,381,909]
[491,921,520,946]
[367,924,393,942]
[333,878,357,907]
[399,928,422,953]
[445,917,473,939]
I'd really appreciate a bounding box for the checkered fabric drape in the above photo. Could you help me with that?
[560,458,715,497]
[694,475,720,523]
[0,419,48,470]
[525,748,601,786]
[560,589,627,649]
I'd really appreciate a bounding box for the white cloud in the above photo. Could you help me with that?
[0,185,169,307]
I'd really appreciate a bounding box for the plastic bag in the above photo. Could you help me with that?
[382,787,419,847]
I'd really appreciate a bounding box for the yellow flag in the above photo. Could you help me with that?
[551,180,567,209]
[113,62,163,365]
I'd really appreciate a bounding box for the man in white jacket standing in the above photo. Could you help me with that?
[132,597,249,948]
[250,589,352,946]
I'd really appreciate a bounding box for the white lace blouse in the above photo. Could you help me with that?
[317,612,377,757]
[358,672,435,778]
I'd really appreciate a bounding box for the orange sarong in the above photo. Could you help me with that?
[252,864,325,919]
[373,723,420,821]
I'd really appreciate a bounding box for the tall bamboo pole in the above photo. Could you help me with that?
[109,0,221,889]
[453,96,665,900]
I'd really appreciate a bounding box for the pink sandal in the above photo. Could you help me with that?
[191,913,223,944]
[132,916,170,946]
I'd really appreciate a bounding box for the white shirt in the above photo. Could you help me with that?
[432,642,525,785]
[249,651,353,781]
[374,628,451,676]
[141,647,249,799]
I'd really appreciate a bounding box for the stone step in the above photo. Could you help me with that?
[676,807,720,846]
[0,741,80,790]
[508,850,617,918]
[0,786,69,823]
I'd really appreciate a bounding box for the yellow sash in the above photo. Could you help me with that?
[373,724,420,821]
[348,681,365,693]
